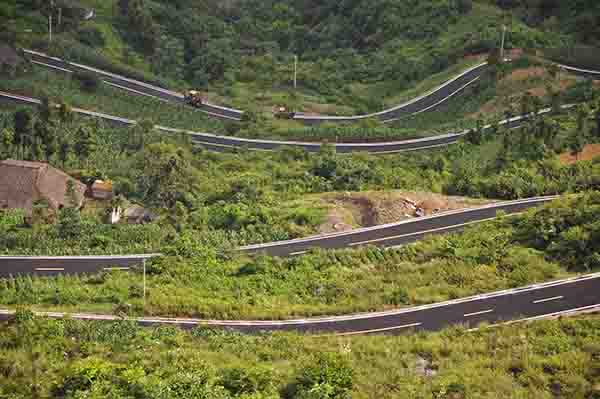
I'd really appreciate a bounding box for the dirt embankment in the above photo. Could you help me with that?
[318,191,490,234]
[559,144,600,165]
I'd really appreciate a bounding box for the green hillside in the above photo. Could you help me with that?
[0,0,583,115]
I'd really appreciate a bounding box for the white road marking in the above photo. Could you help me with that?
[318,322,422,337]
[468,304,600,332]
[35,268,65,271]
[348,218,497,247]
[31,60,73,74]
[464,309,494,318]
[290,251,308,256]
[103,267,131,271]
[533,296,564,304]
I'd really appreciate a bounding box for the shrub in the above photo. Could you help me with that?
[74,70,101,92]
[289,353,354,399]
[77,26,106,48]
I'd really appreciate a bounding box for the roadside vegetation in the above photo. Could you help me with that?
[0,309,599,398]
[1,0,586,119]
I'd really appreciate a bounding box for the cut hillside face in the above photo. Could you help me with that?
[470,65,579,119]
[317,191,492,234]
[559,143,600,164]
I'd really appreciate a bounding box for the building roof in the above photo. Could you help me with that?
[0,44,22,67]
[91,180,113,192]
[0,160,86,214]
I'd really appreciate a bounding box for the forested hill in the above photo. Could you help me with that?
[495,0,600,44]
[1,0,599,104]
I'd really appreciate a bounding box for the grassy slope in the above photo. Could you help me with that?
[0,67,228,132]
[0,209,575,319]
[7,0,572,118]
[1,313,599,398]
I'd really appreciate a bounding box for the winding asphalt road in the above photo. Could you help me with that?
[23,49,244,121]
[0,90,567,154]
[239,196,558,257]
[24,49,487,124]
[24,49,600,127]
[0,196,557,277]
[0,273,598,335]
[295,63,489,124]
[0,255,157,277]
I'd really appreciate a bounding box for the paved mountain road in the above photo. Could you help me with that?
[24,49,244,121]
[0,255,158,277]
[1,90,564,154]
[0,274,597,335]
[239,196,558,257]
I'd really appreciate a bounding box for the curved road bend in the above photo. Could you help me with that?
[0,273,598,335]
[0,197,556,276]
[1,90,564,154]
[239,196,558,257]
[23,49,244,122]
[295,63,489,124]
[558,63,600,79]
[25,48,487,124]
[24,49,600,126]
[0,255,159,278]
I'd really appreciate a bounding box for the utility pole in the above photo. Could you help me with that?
[48,0,55,43]
[293,55,298,90]
[500,25,507,62]
[58,8,62,29]
[142,258,146,310]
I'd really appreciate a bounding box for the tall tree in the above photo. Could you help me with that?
[13,109,33,160]
[74,125,97,167]
[56,180,82,239]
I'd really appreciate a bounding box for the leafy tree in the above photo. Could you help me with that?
[58,139,71,167]
[567,130,585,162]
[137,143,197,208]
[153,34,185,79]
[74,125,98,167]
[595,104,600,137]
[56,180,82,239]
[74,71,101,92]
[0,127,15,158]
[13,109,33,159]
[290,353,354,399]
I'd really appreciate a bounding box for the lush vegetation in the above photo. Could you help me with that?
[0,309,599,398]
[1,191,599,319]
[1,0,582,115]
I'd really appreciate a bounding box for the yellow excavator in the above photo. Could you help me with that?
[274,105,296,119]
[184,90,204,107]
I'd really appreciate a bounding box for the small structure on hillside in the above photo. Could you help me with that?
[0,160,86,216]
[124,205,156,224]
[90,180,114,200]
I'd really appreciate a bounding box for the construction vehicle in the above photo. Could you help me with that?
[274,105,295,119]
[184,90,204,107]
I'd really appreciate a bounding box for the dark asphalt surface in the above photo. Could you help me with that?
[0,274,597,335]
[24,50,243,121]
[240,197,557,257]
[295,63,489,124]
[184,274,600,334]
[0,256,156,277]
[1,90,544,154]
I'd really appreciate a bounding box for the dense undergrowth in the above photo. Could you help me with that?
[0,193,598,319]
[1,0,583,116]
[0,310,599,398]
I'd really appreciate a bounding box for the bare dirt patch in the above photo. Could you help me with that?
[317,191,491,233]
[504,67,547,82]
[559,144,600,164]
